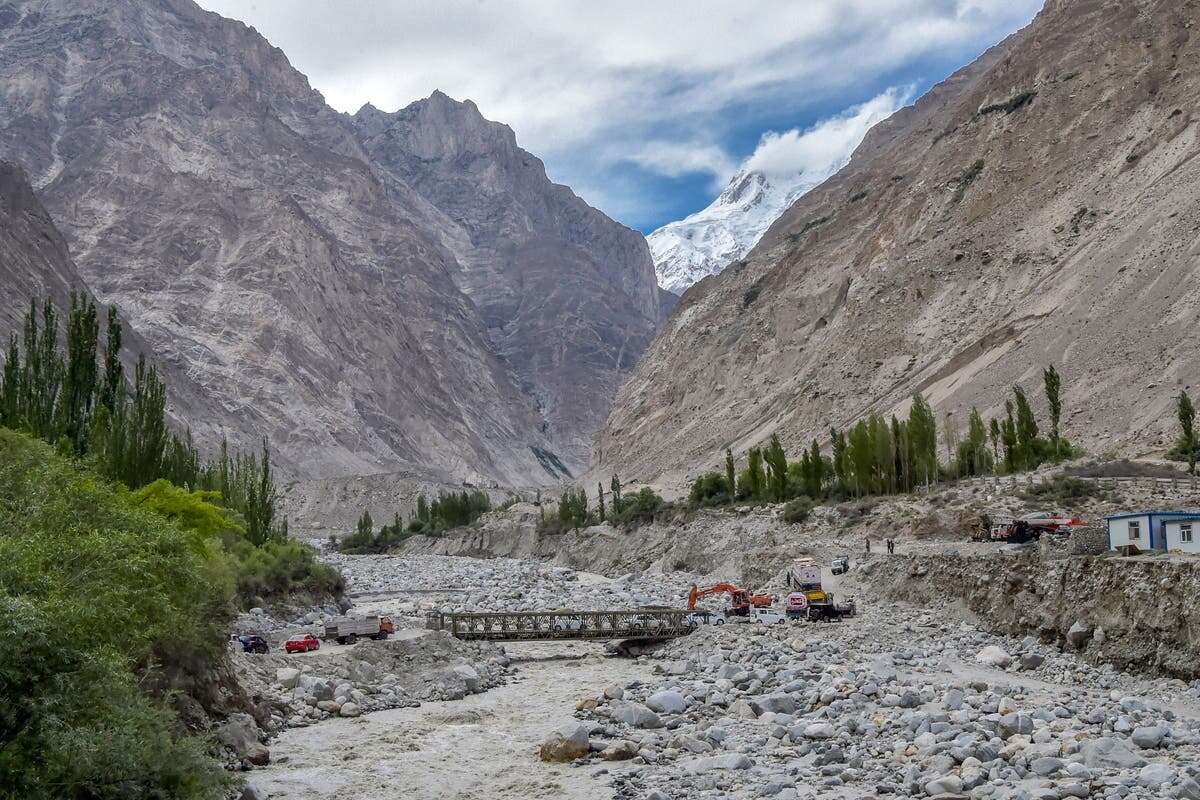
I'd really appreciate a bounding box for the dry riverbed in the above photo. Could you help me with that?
[248,641,653,799]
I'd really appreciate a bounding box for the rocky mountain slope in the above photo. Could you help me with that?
[648,169,828,295]
[350,94,660,467]
[0,0,658,484]
[598,0,1200,488]
[0,160,84,333]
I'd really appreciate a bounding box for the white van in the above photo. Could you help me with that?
[751,607,787,625]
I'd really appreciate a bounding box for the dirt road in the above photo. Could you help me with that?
[248,641,650,800]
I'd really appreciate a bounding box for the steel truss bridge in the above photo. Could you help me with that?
[425,608,694,641]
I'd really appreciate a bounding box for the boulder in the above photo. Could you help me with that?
[646,690,687,715]
[600,739,639,761]
[539,722,590,762]
[610,701,662,729]
[276,667,301,689]
[1138,762,1177,787]
[803,722,836,739]
[690,753,752,772]
[216,713,270,766]
[924,774,963,795]
[975,645,1012,668]
[339,702,361,717]
[1131,726,1163,749]
[452,664,482,693]
[1081,737,1145,769]
[1066,621,1093,650]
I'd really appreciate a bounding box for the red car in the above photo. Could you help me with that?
[284,634,320,654]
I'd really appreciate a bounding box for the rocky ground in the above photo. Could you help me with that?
[555,601,1200,800]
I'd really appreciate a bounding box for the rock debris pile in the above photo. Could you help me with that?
[557,606,1200,799]
[231,631,508,732]
[326,553,698,615]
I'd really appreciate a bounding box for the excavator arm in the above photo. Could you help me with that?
[688,582,773,611]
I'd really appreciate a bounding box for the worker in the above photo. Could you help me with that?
[864,537,871,554]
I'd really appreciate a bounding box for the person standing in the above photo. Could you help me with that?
[865,537,871,554]
[887,538,895,554]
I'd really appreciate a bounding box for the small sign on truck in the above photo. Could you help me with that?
[324,615,394,645]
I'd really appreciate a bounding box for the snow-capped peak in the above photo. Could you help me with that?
[648,167,829,295]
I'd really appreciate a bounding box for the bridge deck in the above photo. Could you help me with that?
[425,608,695,642]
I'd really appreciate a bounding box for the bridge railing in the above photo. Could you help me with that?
[424,608,693,641]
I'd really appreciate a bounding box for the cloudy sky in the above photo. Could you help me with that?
[197,1,1041,232]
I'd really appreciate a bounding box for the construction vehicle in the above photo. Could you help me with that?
[974,511,1087,544]
[324,614,394,645]
[785,557,857,622]
[687,582,773,617]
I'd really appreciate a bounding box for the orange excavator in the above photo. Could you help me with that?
[688,582,773,617]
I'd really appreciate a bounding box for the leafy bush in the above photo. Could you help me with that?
[229,539,344,605]
[610,487,666,526]
[0,428,233,799]
[782,496,815,523]
[1020,476,1105,503]
[688,471,731,509]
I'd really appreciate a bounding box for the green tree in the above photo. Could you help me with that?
[988,417,1001,462]
[955,407,993,477]
[908,391,938,488]
[57,291,99,454]
[764,434,789,501]
[688,471,731,508]
[724,448,736,500]
[830,427,848,493]
[0,333,18,427]
[740,447,766,501]
[1179,390,1197,475]
[597,481,606,520]
[1001,400,1018,473]
[610,474,622,507]
[356,509,374,541]
[1013,386,1039,470]
[1043,364,1063,459]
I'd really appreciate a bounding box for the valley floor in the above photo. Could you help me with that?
[238,533,1200,799]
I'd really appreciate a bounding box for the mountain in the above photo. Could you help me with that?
[647,168,829,295]
[0,160,85,333]
[597,0,1200,488]
[0,0,660,484]
[349,94,661,468]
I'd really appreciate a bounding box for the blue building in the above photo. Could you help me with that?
[1104,511,1200,551]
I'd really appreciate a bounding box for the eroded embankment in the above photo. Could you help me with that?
[865,552,1200,678]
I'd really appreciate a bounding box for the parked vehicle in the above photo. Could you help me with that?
[628,613,666,630]
[685,609,727,627]
[831,555,850,575]
[784,557,860,622]
[237,634,269,654]
[687,582,773,616]
[788,557,822,589]
[324,615,394,645]
[751,606,787,625]
[551,615,585,632]
[973,511,1087,543]
[285,633,320,653]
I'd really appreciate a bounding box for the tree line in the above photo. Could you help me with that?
[690,366,1075,508]
[0,295,283,544]
[340,489,493,553]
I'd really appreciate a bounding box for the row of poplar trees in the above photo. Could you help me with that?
[697,367,1070,505]
[0,294,281,545]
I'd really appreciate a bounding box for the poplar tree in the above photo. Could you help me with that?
[1179,390,1197,475]
[764,434,788,501]
[743,448,765,501]
[0,334,19,426]
[1013,386,1039,470]
[724,448,736,500]
[1001,400,1018,473]
[908,392,938,488]
[58,291,99,453]
[830,427,848,493]
[1043,364,1063,459]
[597,481,606,521]
[988,418,1001,462]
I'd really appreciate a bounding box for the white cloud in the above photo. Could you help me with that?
[195,0,1041,223]
[626,142,737,185]
[743,87,911,179]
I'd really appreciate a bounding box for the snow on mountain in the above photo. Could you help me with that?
[648,89,908,295]
[647,167,831,295]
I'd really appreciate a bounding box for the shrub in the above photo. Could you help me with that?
[1020,476,1105,503]
[688,471,731,509]
[610,487,665,526]
[782,496,814,523]
[229,539,344,605]
[0,428,233,798]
